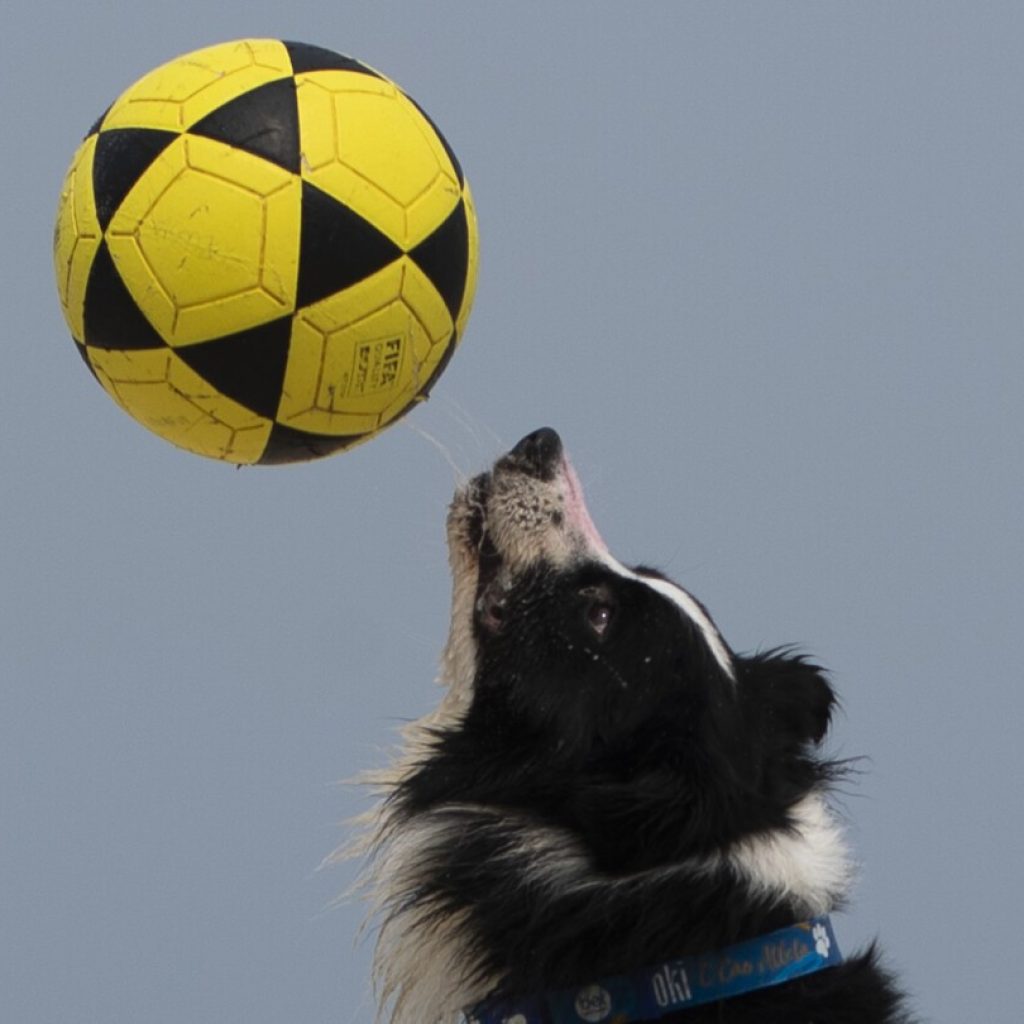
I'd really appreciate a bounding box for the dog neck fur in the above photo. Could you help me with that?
[368,795,852,1024]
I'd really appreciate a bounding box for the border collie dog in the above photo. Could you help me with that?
[365,428,911,1024]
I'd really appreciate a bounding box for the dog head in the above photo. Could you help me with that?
[434,428,834,832]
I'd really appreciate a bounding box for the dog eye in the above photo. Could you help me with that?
[475,580,509,635]
[579,586,616,638]
[586,602,614,637]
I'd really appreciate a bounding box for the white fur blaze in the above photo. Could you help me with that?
[719,792,853,915]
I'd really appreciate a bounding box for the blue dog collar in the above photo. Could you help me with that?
[466,916,842,1024]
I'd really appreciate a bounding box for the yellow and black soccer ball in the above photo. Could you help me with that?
[53,39,478,465]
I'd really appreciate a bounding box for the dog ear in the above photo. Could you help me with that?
[739,649,836,746]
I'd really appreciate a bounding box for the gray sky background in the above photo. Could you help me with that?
[3,3,1021,1022]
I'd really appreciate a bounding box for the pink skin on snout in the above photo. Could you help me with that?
[559,454,609,557]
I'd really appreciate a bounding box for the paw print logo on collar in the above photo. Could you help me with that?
[812,923,831,958]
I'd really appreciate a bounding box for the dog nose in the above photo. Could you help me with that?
[507,427,563,476]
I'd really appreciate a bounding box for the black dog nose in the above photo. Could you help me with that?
[506,427,563,477]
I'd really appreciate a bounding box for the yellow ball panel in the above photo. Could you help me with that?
[333,89,454,205]
[86,347,272,463]
[295,70,396,174]
[399,258,457,346]
[101,39,292,133]
[296,74,459,248]
[106,135,300,346]
[377,338,449,427]
[280,316,384,437]
[400,171,465,251]
[280,261,442,435]
[376,263,454,425]
[456,181,480,338]
[53,135,102,343]
[293,76,339,172]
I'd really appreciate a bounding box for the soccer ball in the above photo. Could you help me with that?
[53,39,479,465]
